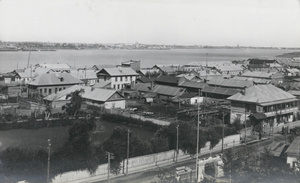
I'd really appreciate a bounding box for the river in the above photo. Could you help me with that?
[0,48,298,73]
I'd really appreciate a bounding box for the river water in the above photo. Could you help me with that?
[0,48,297,73]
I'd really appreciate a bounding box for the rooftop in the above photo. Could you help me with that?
[97,68,139,76]
[151,85,186,97]
[285,136,300,157]
[207,78,253,89]
[227,85,297,105]
[28,73,83,86]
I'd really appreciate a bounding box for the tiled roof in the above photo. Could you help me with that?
[44,85,123,102]
[285,136,300,157]
[97,68,139,76]
[227,85,297,105]
[178,81,208,89]
[28,73,83,86]
[152,85,186,97]
[207,78,253,89]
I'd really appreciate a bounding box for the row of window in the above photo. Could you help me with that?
[262,101,299,113]
[39,87,66,95]
[113,84,125,90]
[115,76,133,82]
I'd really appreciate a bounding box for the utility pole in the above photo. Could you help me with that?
[106,151,114,183]
[126,129,130,175]
[195,89,200,182]
[47,139,51,183]
[244,104,247,144]
[222,111,225,153]
[176,125,179,163]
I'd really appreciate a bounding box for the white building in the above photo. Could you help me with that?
[97,68,140,90]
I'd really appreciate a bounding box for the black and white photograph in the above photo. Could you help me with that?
[0,0,300,182]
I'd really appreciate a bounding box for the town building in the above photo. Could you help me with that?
[92,64,115,71]
[154,75,182,87]
[44,85,126,111]
[96,68,139,90]
[27,73,83,98]
[69,69,98,86]
[121,60,141,71]
[285,136,300,169]
[227,85,299,134]
[35,63,71,73]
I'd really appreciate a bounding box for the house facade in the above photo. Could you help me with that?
[44,85,126,111]
[97,68,139,90]
[27,73,83,98]
[227,85,299,134]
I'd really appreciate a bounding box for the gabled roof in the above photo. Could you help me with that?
[132,83,152,92]
[178,80,208,89]
[241,71,273,78]
[97,68,139,76]
[215,64,244,72]
[207,78,253,89]
[202,86,240,96]
[69,69,98,80]
[155,75,180,85]
[285,136,300,157]
[93,80,111,88]
[151,85,186,97]
[44,85,124,102]
[28,73,83,86]
[136,77,156,83]
[227,85,297,105]
[92,64,115,70]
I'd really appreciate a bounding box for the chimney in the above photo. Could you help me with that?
[241,86,247,95]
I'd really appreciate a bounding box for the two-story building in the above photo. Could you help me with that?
[27,73,83,98]
[227,85,299,134]
[96,68,139,90]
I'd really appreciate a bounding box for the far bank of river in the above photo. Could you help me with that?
[0,120,155,152]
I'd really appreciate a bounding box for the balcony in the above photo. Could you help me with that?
[264,107,298,117]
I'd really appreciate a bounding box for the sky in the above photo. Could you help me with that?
[0,0,299,47]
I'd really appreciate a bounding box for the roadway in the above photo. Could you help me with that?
[93,135,285,183]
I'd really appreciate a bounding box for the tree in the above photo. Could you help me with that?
[103,127,152,174]
[62,89,84,118]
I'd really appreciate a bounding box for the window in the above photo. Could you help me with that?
[113,84,116,89]
[125,76,128,81]
[40,89,42,94]
[49,89,52,94]
[115,77,118,82]
[55,88,58,93]
[120,77,123,82]
[117,84,119,89]
[44,88,47,94]
[59,88,62,91]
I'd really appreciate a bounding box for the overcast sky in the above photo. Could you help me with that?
[0,0,299,47]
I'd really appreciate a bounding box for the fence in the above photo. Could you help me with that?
[51,134,241,183]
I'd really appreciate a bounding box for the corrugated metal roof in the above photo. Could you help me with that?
[227,85,297,105]
[44,85,123,102]
[285,136,300,157]
[178,81,208,89]
[28,73,83,86]
[152,85,186,97]
[207,78,253,89]
[242,71,273,78]
[155,75,180,84]
[69,70,98,80]
[202,86,240,96]
[132,83,152,92]
[97,68,139,76]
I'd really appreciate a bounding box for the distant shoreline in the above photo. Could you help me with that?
[276,51,300,58]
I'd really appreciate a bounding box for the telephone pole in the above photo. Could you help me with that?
[47,139,51,183]
[106,151,114,183]
[126,129,130,175]
[176,125,179,162]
